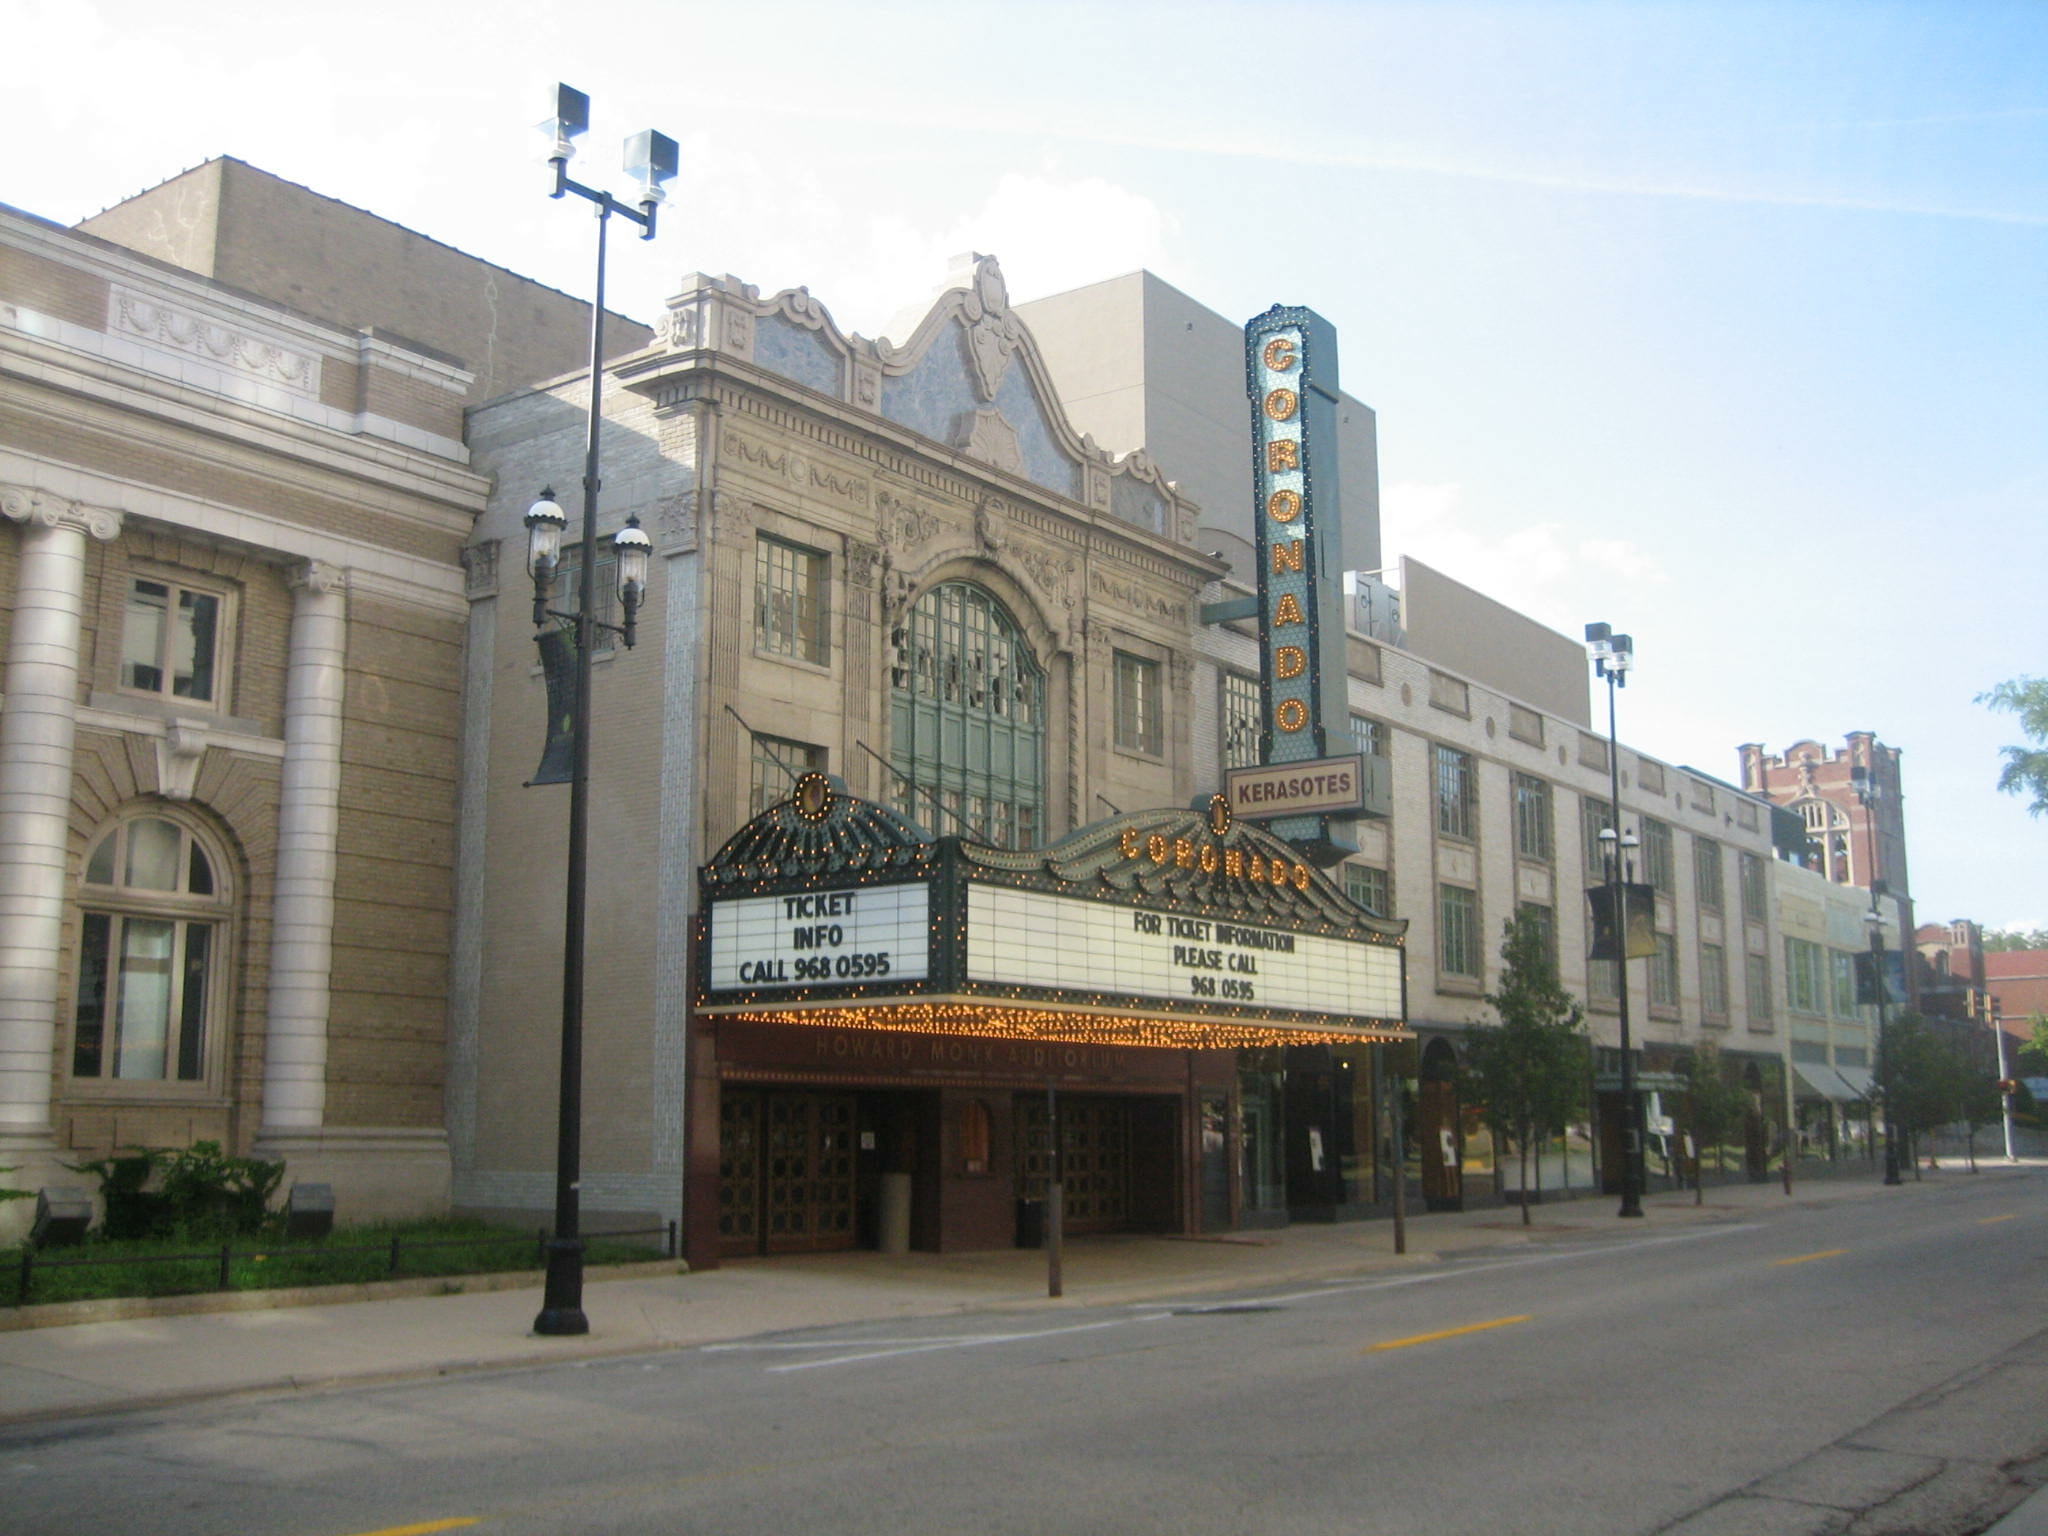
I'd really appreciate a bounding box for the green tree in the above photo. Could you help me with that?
[1680,1041,1752,1205]
[1885,1015,1975,1175]
[1981,927,2048,953]
[1465,911,1590,1226]
[2013,1016,2048,1076]
[1977,676,2048,817]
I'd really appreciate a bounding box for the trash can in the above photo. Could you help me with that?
[878,1172,912,1254]
[1015,1197,1044,1250]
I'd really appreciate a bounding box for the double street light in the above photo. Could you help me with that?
[1586,623,1645,1219]
[526,85,674,1338]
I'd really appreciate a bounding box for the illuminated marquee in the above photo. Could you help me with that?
[696,789,1409,1047]
[1247,306,1370,862]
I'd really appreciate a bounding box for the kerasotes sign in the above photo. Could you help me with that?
[1247,306,1366,862]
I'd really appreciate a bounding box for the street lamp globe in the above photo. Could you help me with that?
[525,489,566,579]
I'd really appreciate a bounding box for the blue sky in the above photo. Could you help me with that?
[11,0,2045,926]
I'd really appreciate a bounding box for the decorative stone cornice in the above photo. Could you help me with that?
[0,485,122,541]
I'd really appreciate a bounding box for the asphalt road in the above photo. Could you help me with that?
[4,1175,2045,1536]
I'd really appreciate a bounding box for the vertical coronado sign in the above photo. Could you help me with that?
[1246,305,1369,864]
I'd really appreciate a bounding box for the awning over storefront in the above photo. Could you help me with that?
[1834,1065,1877,1100]
[1793,1062,1859,1102]
[695,778,1411,1050]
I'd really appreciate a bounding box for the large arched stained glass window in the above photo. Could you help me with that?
[72,814,230,1084]
[890,583,1045,849]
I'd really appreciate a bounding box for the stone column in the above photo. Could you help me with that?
[0,490,121,1156]
[259,561,348,1134]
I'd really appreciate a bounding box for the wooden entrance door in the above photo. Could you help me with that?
[1017,1095,1132,1234]
[720,1089,859,1256]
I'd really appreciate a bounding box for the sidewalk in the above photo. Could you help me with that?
[0,1164,2037,1431]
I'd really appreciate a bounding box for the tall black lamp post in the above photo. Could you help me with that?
[1848,764,1905,1189]
[1586,623,1645,1218]
[1864,897,1904,1187]
[527,84,674,1337]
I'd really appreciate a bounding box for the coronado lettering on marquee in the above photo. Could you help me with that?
[1118,824,1312,890]
[1246,304,1360,862]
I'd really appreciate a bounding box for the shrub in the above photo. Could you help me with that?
[70,1142,284,1239]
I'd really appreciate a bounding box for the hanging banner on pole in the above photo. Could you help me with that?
[531,625,578,785]
[1587,882,1659,960]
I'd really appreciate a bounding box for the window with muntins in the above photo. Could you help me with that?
[1651,931,1679,1007]
[72,814,229,1085]
[1345,863,1392,917]
[1785,937,1826,1014]
[1514,774,1553,862]
[1739,852,1767,922]
[890,582,1045,849]
[1642,817,1675,895]
[755,534,829,664]
[121,577,223,705]
[1581,796,1614,878]
[1435,746,1475,840]
[1701,942,1728,1019]
[1746,952,1773,1019]
[1222,671,1261,770]
[1831,951,1860,1018]
[1695,837,1724,911]
[750,734,825,817]
[1518,900,1558,969]
[1115,651,1163,757]
[1438,884,1480,978]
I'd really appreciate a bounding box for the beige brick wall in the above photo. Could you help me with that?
[327,593,461,1130]
[0,242,110,332]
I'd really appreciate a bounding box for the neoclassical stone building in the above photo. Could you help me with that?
[0,200,487,1229]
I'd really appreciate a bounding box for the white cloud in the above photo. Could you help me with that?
[1379,480,1668,630]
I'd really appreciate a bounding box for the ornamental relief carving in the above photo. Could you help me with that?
[974,494,1008,558]
[1011,540,1076,617]
[961,257,1023,403]
[663,304,701,350]
[652,492,699,550]
[959,409,1024,476]
[874,488,947,553]
[844,539,880,588]
[460,540,500,598]
[723,432,869,510]
[0,484,123,541]
[1088,569,1191,625]
[110,287,320,394]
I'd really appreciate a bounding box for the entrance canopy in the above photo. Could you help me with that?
[696,777,1410,1050]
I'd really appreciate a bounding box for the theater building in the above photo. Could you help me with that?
[455,255,1410,1263]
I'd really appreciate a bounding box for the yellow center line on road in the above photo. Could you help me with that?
[1365,1315,1532,1353]
[1980,1214,2017,1224]
[332,1519,481,1536]
[1774,1249,1848,1266]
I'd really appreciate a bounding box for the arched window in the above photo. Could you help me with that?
[72,813,231,1084]
[890,582,1045,848]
